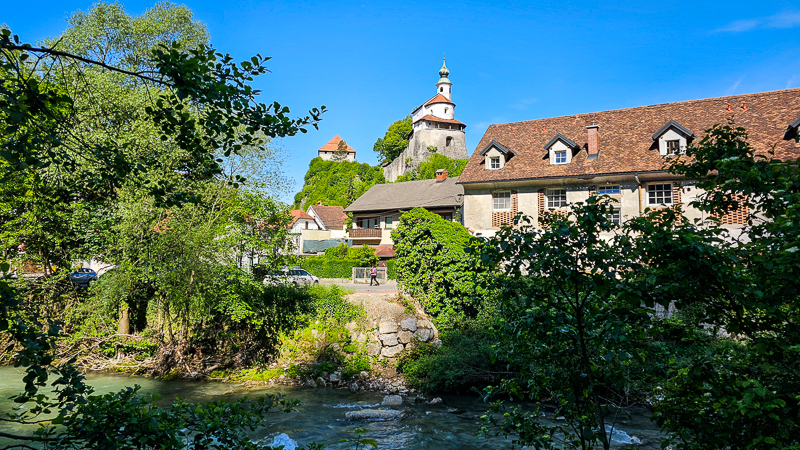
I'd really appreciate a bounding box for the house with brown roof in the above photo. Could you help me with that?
[307,202,348,238]
[288,209,322,254]
[458,88,800,236]
[344,170,464,245]
[318,135,356,162]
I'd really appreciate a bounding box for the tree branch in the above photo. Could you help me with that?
[0,43,171,87]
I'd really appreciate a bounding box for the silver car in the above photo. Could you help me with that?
[263,268,319,287]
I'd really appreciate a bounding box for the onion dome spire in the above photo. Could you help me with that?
[438,56,450,84]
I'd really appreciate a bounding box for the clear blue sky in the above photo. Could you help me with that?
[5,1,800,202]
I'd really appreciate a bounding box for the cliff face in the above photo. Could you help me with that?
[383,128,468,182]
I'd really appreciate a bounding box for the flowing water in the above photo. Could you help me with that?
[0,366,663,449]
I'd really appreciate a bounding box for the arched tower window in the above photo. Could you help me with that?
[440,87,443,92]
[446,137,453,147]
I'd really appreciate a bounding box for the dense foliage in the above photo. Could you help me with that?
[477,122,800,449]
[0,2,326,448]
[292,157,385,209]
[392,208,496,329]
[372,115,412,164]
[299,244,379,279]
[394,153,469,182]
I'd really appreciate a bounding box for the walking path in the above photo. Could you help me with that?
[320,279,398,294]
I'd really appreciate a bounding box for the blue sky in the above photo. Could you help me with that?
[5,0,800,202]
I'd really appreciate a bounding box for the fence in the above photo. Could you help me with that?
[352,267,388,283]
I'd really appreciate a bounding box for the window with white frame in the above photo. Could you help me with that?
[598,185,620,195]
[489,156,501,170]
[554,150,567,164]
[607,208,621,224]
[546,189,567,209]
[648,184,673,205]
[493,191,511,210]
[666,140,680,155]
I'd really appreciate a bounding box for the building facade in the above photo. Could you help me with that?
[345,170,464,246]
[458,89,800,236]
[318,135,356,162]
[383,59,469,182]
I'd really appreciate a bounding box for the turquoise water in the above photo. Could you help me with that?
[0,366,663,449]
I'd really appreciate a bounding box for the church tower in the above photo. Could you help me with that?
[383,58,469,182]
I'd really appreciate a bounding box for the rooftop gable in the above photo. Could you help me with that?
[479,140,516,156]
[319,135,356,153]
[308,204,347,229]
[651,119,694,140]
[543,133,579,150]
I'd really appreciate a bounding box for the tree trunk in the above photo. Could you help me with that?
[118,307,130,335]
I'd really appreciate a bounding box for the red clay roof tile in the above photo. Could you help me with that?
[319,135,356,153]
[459,89,800,184]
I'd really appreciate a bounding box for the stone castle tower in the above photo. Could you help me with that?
[383,58,468,182]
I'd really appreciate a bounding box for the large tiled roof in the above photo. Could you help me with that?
[319,135,356,153]
[344,177,464,213]
[413,114,466,127]
[459,88,800,184]
[424,94,455,107]
[308,205,347,229]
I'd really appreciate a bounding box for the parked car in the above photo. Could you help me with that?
[263,268,319,287]
[69,267,97,288]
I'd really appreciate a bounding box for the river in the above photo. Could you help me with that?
[0,366,664,449]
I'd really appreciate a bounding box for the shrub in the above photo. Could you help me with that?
[385,259,396,279]
[300,256,358,279]
[398,327,505,393]
[392,208,496,329]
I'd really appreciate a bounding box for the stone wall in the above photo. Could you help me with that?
[383,128,468,182]
[368,317,439,358]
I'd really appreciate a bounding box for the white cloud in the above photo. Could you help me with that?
[788,75,798,89]
[717,10,800,32]
[717,19,759,32]
[725,79,743,95]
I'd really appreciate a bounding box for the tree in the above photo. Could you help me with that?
[394,153,468,182]
[292,157,385,209]
[392,208,495,329]
[0,2,325,446]
[631,122,800,449]
[373,115,412,164]
[477,199,648,450]
[332,139,350,162]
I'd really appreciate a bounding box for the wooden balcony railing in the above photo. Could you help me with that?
[349,228,383,238]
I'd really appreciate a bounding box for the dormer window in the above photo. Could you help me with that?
[544,133,579,165]
[479,140,516,171]
[653,120,693,156]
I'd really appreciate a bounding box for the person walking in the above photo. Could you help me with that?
[369,264,379,286]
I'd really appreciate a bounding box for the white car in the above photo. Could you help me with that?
[263,268,319,287]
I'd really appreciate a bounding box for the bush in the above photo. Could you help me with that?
[385,259,396,279]
[398,326,505,393]
[309,284,363,323]
[300,256,358,278]
[392,208,496,329]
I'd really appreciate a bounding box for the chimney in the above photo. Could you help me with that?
[586,123,600,159]
[436,169,448,182]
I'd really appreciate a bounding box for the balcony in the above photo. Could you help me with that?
[349,228,383,239]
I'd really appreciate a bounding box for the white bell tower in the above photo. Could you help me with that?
[435,57,452,100]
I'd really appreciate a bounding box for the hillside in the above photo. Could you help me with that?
[293,157,386,209]
[394,154,469,182]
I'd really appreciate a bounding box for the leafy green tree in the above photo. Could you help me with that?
[392,208,495,329]
[477,199,648,450]
[628,122,800,449]
[373,115,412,163]
[394,153,468,182]
[293,157,385,209]
[0,2,325,447]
